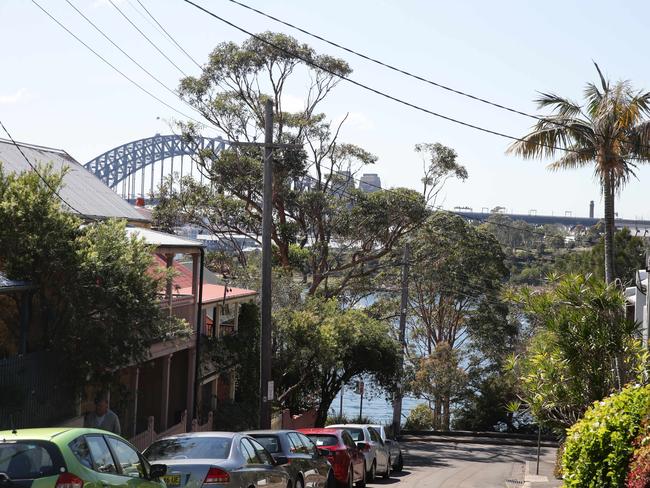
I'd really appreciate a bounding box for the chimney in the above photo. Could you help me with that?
[589,200,594,219]
[135,196,145,207]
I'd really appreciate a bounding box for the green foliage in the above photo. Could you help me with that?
[404,404,436,431]
[202,303,260,428]
[404,212,513,430]
[555,228,646,284]
[158,32,429,298]
[509,274,648,429]
[562,384,650,488]
[273,297,400,425]
[0,165,188,388]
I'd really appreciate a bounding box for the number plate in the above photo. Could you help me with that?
[162,475,181,486]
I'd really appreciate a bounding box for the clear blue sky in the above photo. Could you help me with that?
[3,0,650,219]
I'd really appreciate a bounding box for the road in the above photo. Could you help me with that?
[371,438,560,488]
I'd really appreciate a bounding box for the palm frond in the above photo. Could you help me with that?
[535,92,583,117]
[547,147,595,171]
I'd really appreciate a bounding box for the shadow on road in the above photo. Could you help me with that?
[403,440,556,468]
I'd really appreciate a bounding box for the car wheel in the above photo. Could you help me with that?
[382,458,391,479]
[394,454,404,472]
[367,461,376,482]
[355,463,366,488]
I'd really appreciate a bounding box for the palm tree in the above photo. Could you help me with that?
[508,64,650,283]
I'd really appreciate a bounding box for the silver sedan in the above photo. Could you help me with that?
[144,432,290,488]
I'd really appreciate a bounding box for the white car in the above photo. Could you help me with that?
[368,425,404,472]
[326,424,391,481]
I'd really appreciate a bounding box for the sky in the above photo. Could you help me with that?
[3,0,650,220]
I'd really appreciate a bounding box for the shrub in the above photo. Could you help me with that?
[562,384,650,487]
[627,422,650,488]
[404,403,435,431]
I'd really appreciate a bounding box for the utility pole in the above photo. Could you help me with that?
[392,244,410,437]
[260,99,274,429]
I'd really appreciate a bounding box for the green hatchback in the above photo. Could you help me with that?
[0,428,166,488]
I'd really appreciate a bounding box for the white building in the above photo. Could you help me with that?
[624,269,649,346]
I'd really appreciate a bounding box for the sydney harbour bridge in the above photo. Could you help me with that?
[84,133,650,232]
[84,133,229,201]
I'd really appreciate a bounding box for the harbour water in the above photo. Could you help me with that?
[330,384,423,426]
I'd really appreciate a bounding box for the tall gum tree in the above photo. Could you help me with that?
[155,32,428,297]
[507,63,650,283]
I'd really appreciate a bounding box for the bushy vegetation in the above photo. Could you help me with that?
[404,404,436,431]
[562,384,650,487]
[627,421,650,488]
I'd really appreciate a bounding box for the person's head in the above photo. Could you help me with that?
[94,392,109,415]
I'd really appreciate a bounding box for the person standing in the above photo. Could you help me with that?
[84,391,121,435]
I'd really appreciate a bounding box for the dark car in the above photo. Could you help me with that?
[298,429,365,488]
[144,432,290,488]
[245,430,333,488]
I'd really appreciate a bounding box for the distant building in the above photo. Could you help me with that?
[359,173,382,193]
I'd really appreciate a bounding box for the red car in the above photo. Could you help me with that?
[299,428,366,488]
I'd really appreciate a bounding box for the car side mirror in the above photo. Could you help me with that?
[356,442,368,451]
[149,464,167,480]
[274,455,289,466]
[317,448,330,457]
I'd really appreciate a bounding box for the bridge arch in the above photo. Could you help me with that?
[84,134,229,198]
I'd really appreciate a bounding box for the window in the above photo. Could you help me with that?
[297,433,317,456]
[248,439,274,466]
[341,432,356,450]
[287,433,308,454]
[0,441,62,480]
[368,428,382,443]
[86,437,117,474]
[250,436,280,454]
[240,439,261,465]
[305,435,338,447]
[69,437,93,469]
[145,437,232,461]
[343,428,364,442]
[106,437,146,479]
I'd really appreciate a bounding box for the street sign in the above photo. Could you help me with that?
[267,380,274,401]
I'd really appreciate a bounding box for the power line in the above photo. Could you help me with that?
[64,0,201,117]
[135,0,203,70]
[180,0,581,155]
[31,0,204,125]
[224,0,544,123]
[0,119,94,220]
[108,0,189,77]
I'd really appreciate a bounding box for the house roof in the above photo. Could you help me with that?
[0,138,148,223]
[126,227,203,249]
[179,284,257,304]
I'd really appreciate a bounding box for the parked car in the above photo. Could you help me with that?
[144,432,289,488]
[0,427,167,488]
[298,428,365,488]
[245,430,333,488]
[326,425,390,481]
[367,425,403,472]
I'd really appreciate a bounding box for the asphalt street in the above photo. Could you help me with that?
[371,439,560,488]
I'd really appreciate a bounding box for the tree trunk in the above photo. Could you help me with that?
[433,398,442,430]
[442,396,451,431]
[603,174,616,284]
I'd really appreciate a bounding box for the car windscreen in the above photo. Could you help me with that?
[343,428,364,442]
[305,435,338,447]
[0,441,64,480]
[249,436,280,454]
[144,437,232,461]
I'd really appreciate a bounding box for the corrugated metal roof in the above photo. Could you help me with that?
[0,138,147,222]
[125,227,203,248]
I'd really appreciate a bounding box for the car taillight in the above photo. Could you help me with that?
[204,467,230,484]
[56,473,84,488]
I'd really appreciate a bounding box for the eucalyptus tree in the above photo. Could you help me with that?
[508,64,650,283]
[156,32,427,297]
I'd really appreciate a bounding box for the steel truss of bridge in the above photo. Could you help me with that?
[455,211,650,232]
